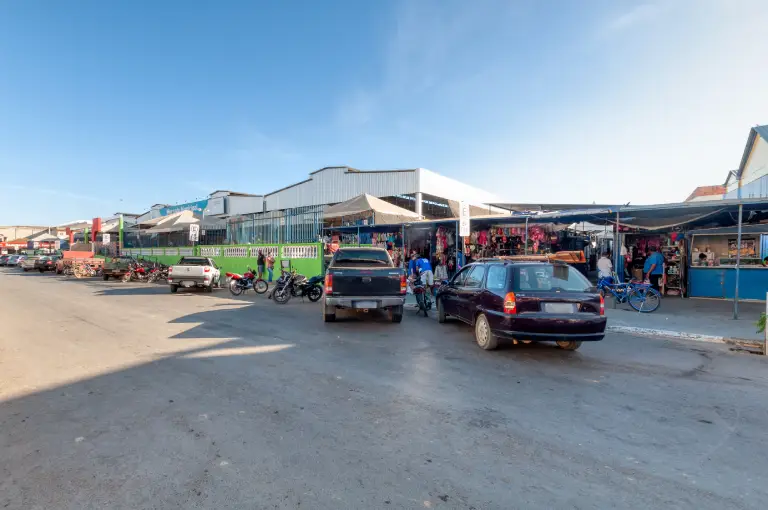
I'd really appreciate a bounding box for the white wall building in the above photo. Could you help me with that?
[135,166,501,223]
[264,166,501,217]
[725,124,768,199]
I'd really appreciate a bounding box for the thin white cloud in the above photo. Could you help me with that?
[606,3,661,32]
[334,0,517,128]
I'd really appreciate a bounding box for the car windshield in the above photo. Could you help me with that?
[333,249,391,267]
[512,264,593,292]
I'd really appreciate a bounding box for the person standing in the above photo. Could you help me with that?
[408,251,419,277]
[644,246,665,292]
[266,253,275,282]
[434,259,448,283]
[416,255,434,294]
[256,250,265,280]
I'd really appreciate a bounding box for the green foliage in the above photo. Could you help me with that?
[758,313,766,334]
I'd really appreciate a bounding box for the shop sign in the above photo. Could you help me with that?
[102,234,111,244]
[459,201,470,237]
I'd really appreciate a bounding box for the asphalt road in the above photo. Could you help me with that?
[2,267,768,509]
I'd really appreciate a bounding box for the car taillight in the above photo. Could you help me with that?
[203,267,211,273]
[503,292,517,315]
[168,267,173,273]
[600,295,605,316]
[400,273,407,294]
[325,273,333,293]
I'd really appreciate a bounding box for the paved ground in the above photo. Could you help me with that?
[2,268,768,509]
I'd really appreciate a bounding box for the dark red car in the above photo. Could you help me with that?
[436,260,606,351]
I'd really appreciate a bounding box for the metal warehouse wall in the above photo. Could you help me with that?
[418,168,501,207]
[265,167,418,210]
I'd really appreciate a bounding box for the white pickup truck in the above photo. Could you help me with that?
[168,256,221,293]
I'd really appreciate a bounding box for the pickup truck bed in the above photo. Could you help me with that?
[168,257,221,293]
[323,247,406,323]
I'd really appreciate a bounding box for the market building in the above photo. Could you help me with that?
[126,166,501,245]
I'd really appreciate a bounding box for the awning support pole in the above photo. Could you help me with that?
[615,210,622,283]
[357,226,360,247]
[733,203,743,319]
[524,217,529,255]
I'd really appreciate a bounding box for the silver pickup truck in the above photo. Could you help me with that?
[168,256,221,293]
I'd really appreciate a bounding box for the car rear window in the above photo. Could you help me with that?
[332,249,392,267]
[512,264,593,292]
[178,257,210,266]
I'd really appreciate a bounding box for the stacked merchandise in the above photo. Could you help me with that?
[463,225,554,259]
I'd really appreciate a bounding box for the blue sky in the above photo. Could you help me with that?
[1,0,767,225]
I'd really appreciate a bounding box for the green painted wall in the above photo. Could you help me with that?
[124,243,324,279]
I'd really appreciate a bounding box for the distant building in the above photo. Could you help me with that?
[0,225,51,241]
[684,185,726,202]
[135,167,500,224]
[725,124,768,199]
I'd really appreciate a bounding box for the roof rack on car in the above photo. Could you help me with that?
[473,256,569,265]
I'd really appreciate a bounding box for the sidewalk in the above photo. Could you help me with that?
[605,296,766,347]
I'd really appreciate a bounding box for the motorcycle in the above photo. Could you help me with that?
[226,266,268,296]
[123,262,150,283]
[271,270,323,304]
[412,270,432,317]
[147,263,169,284]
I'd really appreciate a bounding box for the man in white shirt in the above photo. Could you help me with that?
[597,252,613,282]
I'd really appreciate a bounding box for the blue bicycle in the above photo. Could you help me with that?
[597,274,661,313]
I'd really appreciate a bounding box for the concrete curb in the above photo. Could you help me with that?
[607,324,763,349]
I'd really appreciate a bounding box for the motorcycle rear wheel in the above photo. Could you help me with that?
[229,280,243,296]
[415,292,426,313]
[307,286,323,302]
[254,279,268,294]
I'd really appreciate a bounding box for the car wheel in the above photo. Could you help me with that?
[474,313,499,350]
[205,285,213,293]
[39,269,45,273]
[556,340,582,351]
[437,298,446,323]
[103,274,110,281]
[323,302,336,322]
[23,268,29,272]
[170,285,178,293]
[389,305,403,323]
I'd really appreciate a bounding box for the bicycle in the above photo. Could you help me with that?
[597,274,661,313]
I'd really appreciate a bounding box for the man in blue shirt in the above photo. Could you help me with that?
[643,246,665,292]
[408,251,418,277]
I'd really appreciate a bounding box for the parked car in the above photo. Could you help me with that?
[168,257,221,293]
[6,255,24,267]
[19,256,41,271]
[322,247,407,323]
[102,255,136,280]
[35,255,61,272]
[0,255,10,266]
[435,260,606,351]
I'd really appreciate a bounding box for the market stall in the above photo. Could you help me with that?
[322,223,407,268]
[621,231,687,296]
[688,225,768,300]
